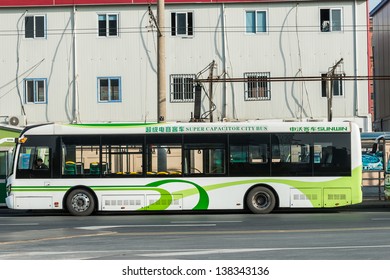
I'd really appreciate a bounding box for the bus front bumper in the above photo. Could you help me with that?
[5,195,14,209]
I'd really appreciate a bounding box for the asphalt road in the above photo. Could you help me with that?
[0,200,389,260]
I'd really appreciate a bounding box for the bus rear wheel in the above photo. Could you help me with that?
[246,186,276,214]
[66,188,95,216]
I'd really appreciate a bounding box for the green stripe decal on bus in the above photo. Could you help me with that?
[147,179,209,210]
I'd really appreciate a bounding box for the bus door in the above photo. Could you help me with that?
[0,150,9,206]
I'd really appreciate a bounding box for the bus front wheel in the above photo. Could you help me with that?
[246,186,276,214]
[66,188,95,216]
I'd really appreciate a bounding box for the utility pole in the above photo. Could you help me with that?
[157,0,166,123]
[326,58,343,122]
[208,60,215,122]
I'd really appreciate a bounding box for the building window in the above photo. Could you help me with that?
[25,15,46,38]
[98,77,121,102]
[170,74,195,102]
[244,72,271,101]
[320,9,342,32]
[24,79,47,104]
[98,14,119,37]
[321,74,343,97]
[171,12,193,37]
[245,11,267,33]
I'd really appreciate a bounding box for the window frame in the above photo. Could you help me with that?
[320,8,343,32]
[171,11,194,37]
[24,78,47,104]
[244,72,271,101]
[97,13,119,37]
[321,73,344,97]
[97,77,122,103]
[25,15,46,39]
[170,74,196,103]
[245,10,267,34]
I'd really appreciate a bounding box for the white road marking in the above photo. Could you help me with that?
[170,221,242,224]
[0,223,39,226]
[139,244,390,257]
[76,224,216,230]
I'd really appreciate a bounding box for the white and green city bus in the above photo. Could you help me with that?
[3,121,362,216]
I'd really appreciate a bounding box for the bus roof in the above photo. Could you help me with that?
[19,121,354,136]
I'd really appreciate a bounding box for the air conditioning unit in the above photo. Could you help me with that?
[7,115,27,127]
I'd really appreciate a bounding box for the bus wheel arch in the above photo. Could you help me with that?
[245,185,278,214]
[64,186,97,216]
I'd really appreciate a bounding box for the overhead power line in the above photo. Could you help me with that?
[195,75,390,83]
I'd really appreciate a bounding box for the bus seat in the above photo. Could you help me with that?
[89,162,100,175]
[64,161,76,175]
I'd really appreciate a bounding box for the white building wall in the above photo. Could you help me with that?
[0,1,370,130]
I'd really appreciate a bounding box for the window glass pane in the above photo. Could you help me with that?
[187,12,193,36]
[184,145,225,175]
[171,13,176,36]
[229,134,270,176]
[256,11,266,32]
[110,79,120,101]
[98,15,107,36]
[99,79,109,101]
[26,80,34,103]
[35,16,45,38]
[146,135,182,176]
[331,9,341,31]
[320,9,330,32]
[108,15,118,36]
[36,80,45,102]
[62,136,101,177]
[321,74,327,97]
[183,77,194,100]
[25,16,34,38]
[246,11,255,33]
[17,146,50,171]
[173,77,182,100]
[313,134,351,176]
[177,13,187,35]
[102,145,143,176]
[271,134,312,176]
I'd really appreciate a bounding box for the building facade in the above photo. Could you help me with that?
[0,0,371,131]
[371,0,390,131]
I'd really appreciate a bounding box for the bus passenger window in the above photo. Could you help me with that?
[184,145,225,175]
[146,144,182,175]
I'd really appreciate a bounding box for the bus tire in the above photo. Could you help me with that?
[246,186,276,214]
[66,188,95,216]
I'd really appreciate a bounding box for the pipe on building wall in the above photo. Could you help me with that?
[72,5,80,124]
[221,3,227,120]
[353,0,359,117]
[15,10,28,119]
